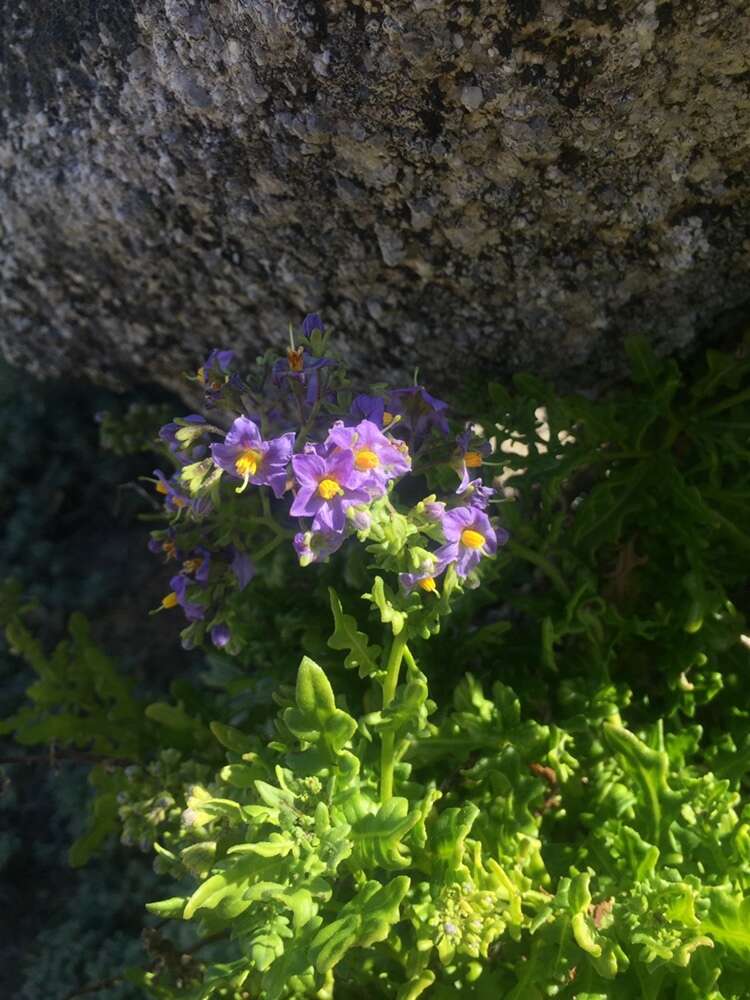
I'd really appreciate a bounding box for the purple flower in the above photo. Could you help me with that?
[348,506,372,532]
[190,494,214,518]
[149,529,181,562]
[159,415,208,464]
[423,500,447,521]
[455,425,493,492]
[198,350,239,405]
[182,546,212,584]
[200,350,234,383]
[399,563,442,594]
[302,313,324,337]
[210,624,232,648]
[293,529,347,566]
[166,574,205,622]
[211,417,295,497]
[386,386,449,443]
[230,548,254,590]
[433,507,501,579]
[326,419,411,493]
[153,469,191,513]
[458,478,496,510]
[272,318,334,406]
[290,450,370,534]
[348,394,385,428]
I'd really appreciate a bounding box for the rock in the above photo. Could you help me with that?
[1,0,749,397]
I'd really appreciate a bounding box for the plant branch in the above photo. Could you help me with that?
[379,632,408,803]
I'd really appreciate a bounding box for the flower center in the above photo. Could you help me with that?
[162,592,179,609]
[318,477,343,500]
[461,528,485,549]
[354,448,380,471]
[464,450,483,468]
[418,576,437,593]
[383,411,395,426]
[162,541,177,559]
[182,558,203,575]
[235,449,262,477]
[287,346,305,373]
[172,496,187,509]
[155,480,169,495]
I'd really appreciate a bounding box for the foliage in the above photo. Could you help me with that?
[1,328,749,998]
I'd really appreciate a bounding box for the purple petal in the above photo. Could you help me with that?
[290,485,321,518]
[211,624,232,648]
[291,452,327,488]
[302,313,324,336]
[225,416,262,450]
[231,549,255,590]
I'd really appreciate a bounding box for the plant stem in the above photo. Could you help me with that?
[403,645,418,673]
[508,541,570,599]
[379,632,408,803]
[700,386,750,419]
[252,535,285,562]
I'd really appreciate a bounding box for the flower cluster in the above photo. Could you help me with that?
[147,315,508,652]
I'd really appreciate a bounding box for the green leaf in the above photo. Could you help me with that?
[210,720,256,754]
[181,842,217,876]
[364,577,407,635]
[283,657,357,759]
[624,335,662,387]
[429,804,479,878]
[227,834,295,858]
[310,877,410,973]
[68,791,119,867]
[184,873,231,919]
[327,589,382,678]
[601,722,677,845]
[145,896,186,918]
[701,889,750,962]
[350,798,421,870]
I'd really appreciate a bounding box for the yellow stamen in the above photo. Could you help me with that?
[162,592,179,609]
[155,480,169,495]
[182,558,203,574]
[383,411,395,426]
[418,576,437,593]
[287,346,305,373]
[235,449,262,478]
[197,366,205,381]
[162,541,177,560]
[354,448,380,471]
[173,496,187,509]
[318,478,343,500]
[464,450,483,468]
[461,528,485,549]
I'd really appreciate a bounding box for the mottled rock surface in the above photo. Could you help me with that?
[1,0,749,395]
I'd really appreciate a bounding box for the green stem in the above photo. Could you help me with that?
[252,535,286,562]
[261,489,272,520]
[508,541,570,598]
[295,397,323,452]
[379,633,408,803]
[403,645,418,673]
[700,386,750,419]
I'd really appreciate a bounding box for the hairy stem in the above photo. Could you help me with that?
[379,632,408,803]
